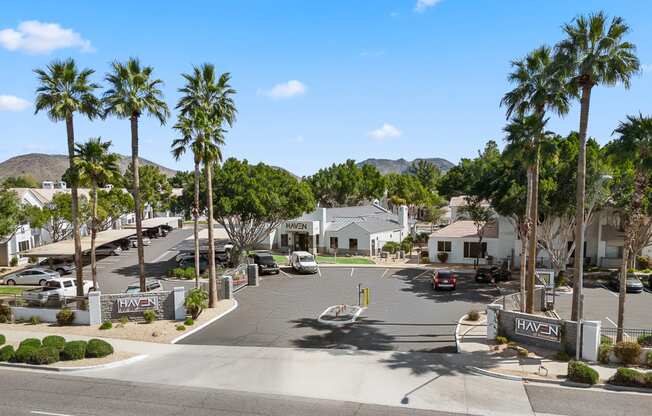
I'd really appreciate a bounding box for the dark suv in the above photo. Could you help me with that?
[251,252,280,275]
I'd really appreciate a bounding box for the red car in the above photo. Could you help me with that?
[432,270,457,291]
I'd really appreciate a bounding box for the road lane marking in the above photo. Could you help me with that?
[414,270,431,280]
[317,267,322,277]
[280,269,291,278]
[31,411,79,416]
[599,284,619,297]
[380,268,388,278]
[152,250,172,263]
[350,268,354,277]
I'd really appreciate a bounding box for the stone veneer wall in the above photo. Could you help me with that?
[100,291,175,321]
[498,309,577,355]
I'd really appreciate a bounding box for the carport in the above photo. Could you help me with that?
[20,229,136,258]
[124,217,181,230]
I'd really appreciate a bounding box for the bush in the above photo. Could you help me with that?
[608,367,651,388]
[555,271,567,288]
[0,345,15,361]
[176,324,186,331]
[382,241,400,254]
[168,267,196,280]
[0,334,4,346]
[85,339,113,358]
[143,309,156,324]
[19,338,41,349]
[99,321,113,330]
[636,255,651,270]
[555,351,571,362]
[601,335,613,346]
[637,334,652,347]
[647,350,652,368]
[467,310,480,321]
[61,341,87,361]
[29,346,59,365]
[567,360,599,385]
[118,316,129,327]
[437,252,449,263]
[614,341,642,366]
[185,288,208,320]
[495,336,508,345]
[14,345,38,363]
[0,302,11,323]
[42,335,66,351]
[598,344,612,364]
[10,256,18,267]
[29,315,41,325]
[184,318,195,326]
[56,308,75,326]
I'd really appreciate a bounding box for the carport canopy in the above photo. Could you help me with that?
[21,229,136,257]
[124,217,180,229]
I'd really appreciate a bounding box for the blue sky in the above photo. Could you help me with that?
[0,0,651,177]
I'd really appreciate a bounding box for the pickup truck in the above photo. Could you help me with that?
[22,277,94,306]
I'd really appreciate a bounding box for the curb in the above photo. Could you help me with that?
[454,314,466,353]
[170,299,239,344]
[0,354,148,372]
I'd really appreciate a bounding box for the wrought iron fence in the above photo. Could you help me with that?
[601,326,652,343]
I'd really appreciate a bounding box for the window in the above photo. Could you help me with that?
[437,241,452,252]
[605,245,623,259]
[349,238,358,251]
[330,237,338,249]
[280,234,288,247]
[63,280,73,288]
[18,241,29,252]
[464,242,487,258]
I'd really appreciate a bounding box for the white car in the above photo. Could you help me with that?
[290,251,318,274]
[128,235,151,248]
[22,277,94,305]
[3,268,60,286]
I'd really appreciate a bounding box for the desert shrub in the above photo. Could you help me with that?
[555,351,571,362]
[19,338,41,349]
[567,360,599,385]
[29,315,41,325]
[437,252,449,263]
[56,308,75,326]
[185,288,208,320]
[601,335,613,346]
[0,345,15,361]
[99,321,113,330]
[119,316,129,327]
[647,350,652,368]
[614,341,642,366]
[636,255,651,270]
[184,318,194,326]
[14,345,38,363]
[517,347,529,357]
[608,368,650,388]
[10,256,18,267]
[42,335,66,351]
[637,334,652,347]
[85,339,113,358]
[382,241,400,254]
[0,334,5,346]
[598,344,612,364]
[143,309,156,324]
[0,302,11,323]
[467,310,480,321]
[61,341,87,360]
[29,346,59,365]
[168,267,196,280]
[495,336,508,345]
[176,324,186,331]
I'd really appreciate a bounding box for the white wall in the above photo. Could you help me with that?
[428,236,499,265]
[12,306,90,325]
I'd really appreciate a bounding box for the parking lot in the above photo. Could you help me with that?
[179,266,500,353]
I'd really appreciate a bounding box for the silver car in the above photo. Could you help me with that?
[128,235,151,248]
[3,268,60,286]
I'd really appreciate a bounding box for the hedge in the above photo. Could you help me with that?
[567,360,599,385]
[42,335,66,351]
[608,368,652,388]
[85,339,113,358]
[0,345,14,361]
[19,338,41,349]
[14,345,38,363]
[29,346,59,365]
[61,341,87,361]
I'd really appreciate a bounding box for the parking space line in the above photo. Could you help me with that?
[350,268,354,277]
[414,270,431,280]
[380,268,388,278]
[31,411,78,416]
[152,251,172,263]
[279,269,291,278]
[600,284,619,297]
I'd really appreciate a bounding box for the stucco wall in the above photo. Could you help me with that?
[498,309,577,355]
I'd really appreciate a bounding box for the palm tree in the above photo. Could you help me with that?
[34,59,102,296]
[74,138,120,290]
[501,46,570,313]
[556,11,640,320]
[177,64,236,308]
[103,58,170,291]
[608,115,652,341]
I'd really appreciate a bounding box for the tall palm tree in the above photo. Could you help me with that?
[103,58,170,291]
[177,64,236,308]
[556,12,640,320]
[501,46,570,313]
[74,138,120,290]
[608,115,652,341]
[34,59,102,296]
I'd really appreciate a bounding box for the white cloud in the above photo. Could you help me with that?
[414,0,443,13]
[0,95,30,111]
[368,123,402,141]
[0,20,93,54]
[261,80,307,99]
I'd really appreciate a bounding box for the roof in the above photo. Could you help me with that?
[21,229,136,257]
[323,205,392,222]
[429,220,498,239]
[350,219,402,234]
[124,217,180,229]
[449,196,491,208]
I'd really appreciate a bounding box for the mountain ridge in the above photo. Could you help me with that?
[356,157,454,175]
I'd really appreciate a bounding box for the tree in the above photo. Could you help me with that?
[605,115,652,341]
[0,189,47,240]
[458,196,494,268]
[501,45,571,314]
[213,158,315,260]
[438,141,501,200]
[176,64,237,307]
[306,160,385,207]
[407,160,440,193]
[2,176,40,188]
[74,138,120,290]
[97,188,134,231]
[168,171,193,188]
[104,58,170,291]
[556,11,640,321]
[385,172,441,218]
[43,192,91,242]
[34,59,102,296]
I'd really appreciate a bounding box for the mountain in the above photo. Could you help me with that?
[357,158,455,175]
[0,153,177,183]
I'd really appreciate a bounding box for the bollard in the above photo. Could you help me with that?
[247,264,259,287]
[221,275,233,300]
[486,304,503,340]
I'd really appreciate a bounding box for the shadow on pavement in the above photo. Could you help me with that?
[289,317,395,351]
[397,274,502,304]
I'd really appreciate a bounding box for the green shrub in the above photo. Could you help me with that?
[168,267,196,280]
[29,315,41,325]
[467,310,480,321]
[600,335,613,346]
[567,360,599,385]
[10,256,18,267]
[598,344,612,364]
[14,345,38,363]
[555,272,567,288]
[19,338,41,349]
[99,321,113,330]
[647,350,652,368]
[614,341,642,366]
[636,255,651,270]
[383,241,400,254]
[437,252,449,263]
[143,309,156,324]
[0,334,5,346]
[118,316,129,327]
[0,302,10,323]
[85,339,113,358]
[555,351,571,362]
[0,345,15,361]
[637,334,652,347]
[61,341,87,361]
[608,367,650,388]
[495,336,508,345]
[56,307,75,326]
[176,324,186,331]
[184,318,195,326]
[185,288,208,320]
[29,346,59,365]
[42,335,66,351]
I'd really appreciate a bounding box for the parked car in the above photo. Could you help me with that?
[250,252,280,275]
[116,238,132,250]
[95,244,122,256]
[290,251,318,274]
[161,224,173,232]
[3,268,60,286]
[37,257,75,275]
[475,266,510,283]
[608,272,644,293]
[22,277,94,306]
[432,270,457,291]
[127,235,151,248]
[125,280,163,294]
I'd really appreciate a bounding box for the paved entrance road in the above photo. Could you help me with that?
[180,267,500,352]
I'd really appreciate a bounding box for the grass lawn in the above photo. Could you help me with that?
[0,286,24,295]
[272,254,374,265]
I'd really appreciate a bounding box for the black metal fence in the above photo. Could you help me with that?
[601,326,652,343]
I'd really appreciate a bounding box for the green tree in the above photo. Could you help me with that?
[2,176,40,188]
[0,189,46,240]
[74,138,120,289]
[34,59,102,295]
[438,141,500,200]
[97,188,134,231]
[407,159,441,193]
[124,164,172,216]
[556,11,640,321]
[104,58,170,291]
[306,160,385,207]
[42,192,91,242]
[458,196,495,268]
[168,171,192,188]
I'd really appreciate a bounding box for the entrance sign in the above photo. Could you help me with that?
[515,317,561,342]
[282,220,319,235]
[117,296,159,313]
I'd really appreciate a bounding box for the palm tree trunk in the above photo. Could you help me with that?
[193,160,201,288]
[66,115,84,297]
[617,245,629,342]
[571,85,592,321]
[526,157,539,314]
[520,170,533,312]
[90,185,98,290]
[205,160,218,307]
[130,115,146,292]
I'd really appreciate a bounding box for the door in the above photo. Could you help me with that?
[294,233,309,251]
[371,239,376,256]
[17,270,37,284]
